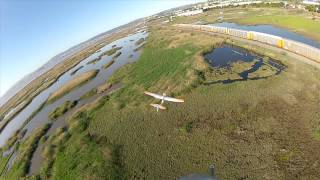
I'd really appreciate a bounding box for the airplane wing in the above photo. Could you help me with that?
[144,91,163,99]
[145,91,184,103]
[163,96,184,103]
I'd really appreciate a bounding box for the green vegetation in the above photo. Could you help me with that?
[202,51,283,83]
[171,7,320,41]
[107,63,134,85]
[1,123,51,179]
[53,25,319,179]
[32,96,123,179]
[3,7,320,180]
[204,66,242,82]
[2,131,19,151]
[50,128,123,179]
[48,100,78,120]
[79,88,97,100]
[237,15,320,40]
[203,59,258,83]
[248,63,278,78]
[0,149,10,175]
[47,70,99,103]
[315,128,320,140]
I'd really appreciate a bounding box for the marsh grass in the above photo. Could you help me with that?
[0,149,10,176]
[70,66,84,75]
[85,25,320,179]
[135,38,145,46]
[5,13,320,179]
[79,88,97,100]
[34,96,124,180]
[86,57,101,65]
[7,24,318,179]
[112,52,122,60]
[47,70,99,103]
[97,82,112,94]
[1,123,51,179]
[48,100,78,120]
[103,47,122,56]
[103,60,115,69]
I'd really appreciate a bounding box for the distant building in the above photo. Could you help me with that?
[303,0,320,5]
[176,9,203,16]
[205,0,263,9]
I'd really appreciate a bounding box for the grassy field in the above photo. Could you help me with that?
[2,7,320,180]
[236,15,320,40]
[47,70,99,103]
[21,22,318,179]
[172,7,320,41]
[87,26,320,179]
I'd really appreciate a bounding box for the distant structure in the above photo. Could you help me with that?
[302,0,320,5]
[177,9,204,16]
[205,0,263,8]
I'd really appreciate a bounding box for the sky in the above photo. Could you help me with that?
[0,0,204,97]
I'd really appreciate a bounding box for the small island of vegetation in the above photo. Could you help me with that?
[47,70,99,103]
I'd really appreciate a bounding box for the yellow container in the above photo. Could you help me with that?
[277,39,285,48]
[247,32,253,40]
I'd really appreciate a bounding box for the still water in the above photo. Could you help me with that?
[0,30,147,147]
[211,22,320,48]
[204,44,285,83]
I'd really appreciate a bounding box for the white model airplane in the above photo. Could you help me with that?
[144,91,184,112]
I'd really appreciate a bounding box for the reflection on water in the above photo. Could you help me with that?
[1,30,148,175]
[211,22,320,48]
[204,44,285,84]
[205,45,258,67]
[0,30,148,147]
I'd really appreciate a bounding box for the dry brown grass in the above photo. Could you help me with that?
[0,22,145,126]
[97,82,112,94]
[47,70,99,103]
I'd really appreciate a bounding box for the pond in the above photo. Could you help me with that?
[204,44,285,84]
[211,22,320,48]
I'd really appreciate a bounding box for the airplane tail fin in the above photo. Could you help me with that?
[150,103,166,111]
